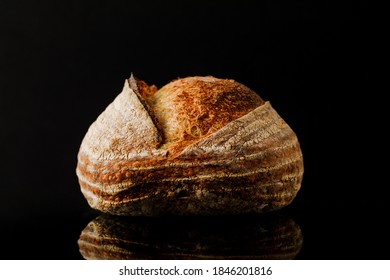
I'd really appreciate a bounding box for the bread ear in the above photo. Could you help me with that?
[78,79,162,162]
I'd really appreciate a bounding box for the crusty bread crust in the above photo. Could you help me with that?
[147,76,264,152]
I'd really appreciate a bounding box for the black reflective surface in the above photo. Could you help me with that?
[78,213,303,260]
[0,1,383,260]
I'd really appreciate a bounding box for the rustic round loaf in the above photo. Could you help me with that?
[76,74,304,215]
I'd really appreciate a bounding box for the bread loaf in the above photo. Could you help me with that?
[76,74,304,215]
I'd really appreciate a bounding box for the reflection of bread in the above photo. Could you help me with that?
[78,214,303,260]
[76,75,303,215]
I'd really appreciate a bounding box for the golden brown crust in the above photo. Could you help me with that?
[149,76,264,153]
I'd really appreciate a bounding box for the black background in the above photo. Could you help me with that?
[0,0,383,260]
